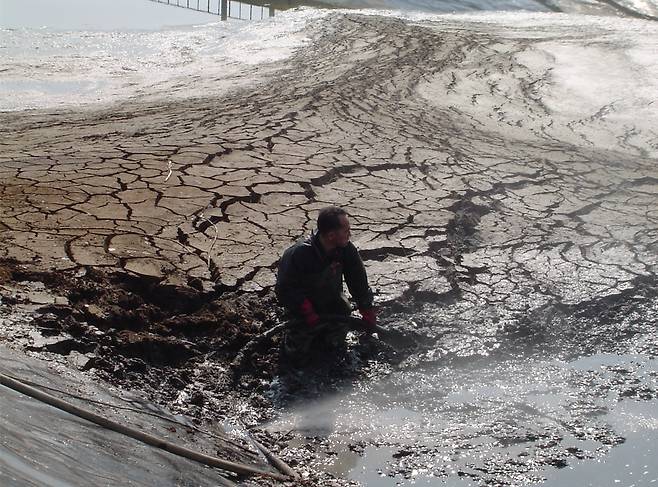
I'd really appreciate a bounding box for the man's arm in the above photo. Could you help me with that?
[343,243,374,310]
[275,246,308,313]
[276,246,320,327]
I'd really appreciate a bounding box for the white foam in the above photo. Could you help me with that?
[0,8,327,111]
[409,10,658,158]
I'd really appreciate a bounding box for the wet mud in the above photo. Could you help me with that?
[0,260,276,412]
[0,258,397,485]
[1,11,658,487]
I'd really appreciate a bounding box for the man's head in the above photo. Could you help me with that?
[317,206,351,249]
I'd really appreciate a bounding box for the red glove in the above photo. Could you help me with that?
[359,308,377,331]
[300,298,320,328]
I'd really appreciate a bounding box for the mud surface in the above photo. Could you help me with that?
[0,260,277,413]
[1,11,658,487]
[0,258,390,485]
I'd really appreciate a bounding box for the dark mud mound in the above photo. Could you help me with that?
[1,259,284,414]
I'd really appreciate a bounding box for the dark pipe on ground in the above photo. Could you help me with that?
[0,371,291,484]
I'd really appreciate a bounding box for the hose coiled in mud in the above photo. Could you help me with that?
[230,315,368,373]
[230,314,394,381]
[0,371,296,485]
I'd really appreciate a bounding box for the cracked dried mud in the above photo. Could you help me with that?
[1,13,658,487]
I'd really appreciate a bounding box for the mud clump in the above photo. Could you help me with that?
[1,259,285,416]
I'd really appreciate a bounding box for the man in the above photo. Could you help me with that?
[276,206,376,363]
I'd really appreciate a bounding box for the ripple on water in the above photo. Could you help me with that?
[265,353,658,485]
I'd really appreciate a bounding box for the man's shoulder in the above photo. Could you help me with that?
[342,241,360,257]
[282,235,315,258]
[345,241,359,251]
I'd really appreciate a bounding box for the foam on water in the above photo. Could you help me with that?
[0,8,327,111]
[2,0,657,112]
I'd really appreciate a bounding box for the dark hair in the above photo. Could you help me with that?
[317,206,348,235]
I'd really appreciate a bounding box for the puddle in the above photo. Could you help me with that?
[543,399,658,486]
[265,353,658,485]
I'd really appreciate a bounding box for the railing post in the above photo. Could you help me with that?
[147,0,273,21]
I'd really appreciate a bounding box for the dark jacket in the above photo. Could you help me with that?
[276,232,374,315]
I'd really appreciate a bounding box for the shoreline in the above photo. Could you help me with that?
[0,311,293,487]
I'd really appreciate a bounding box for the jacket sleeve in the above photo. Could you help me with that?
[275,246,309,314]
[343,243,374,309]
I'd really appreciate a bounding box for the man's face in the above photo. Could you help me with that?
[333,214,351,247]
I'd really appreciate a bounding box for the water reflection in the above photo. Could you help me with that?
[543,399,658,486]
[264,354,658,485]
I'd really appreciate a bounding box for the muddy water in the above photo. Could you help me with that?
[266,351,658,485]
[253,11,657,485]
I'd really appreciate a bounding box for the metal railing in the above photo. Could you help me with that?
[148,0,275,21]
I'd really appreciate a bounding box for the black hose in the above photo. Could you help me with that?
[230,314,394,377]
